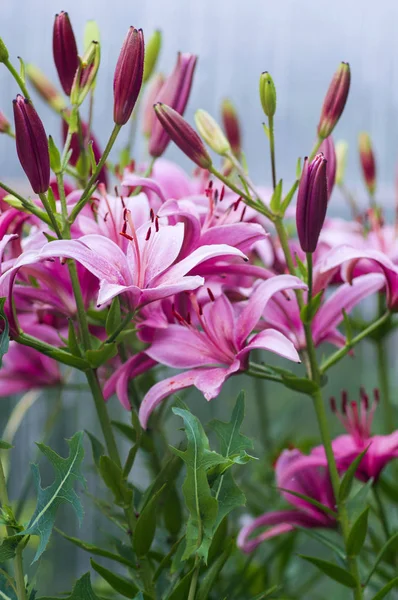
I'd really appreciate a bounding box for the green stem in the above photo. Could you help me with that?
[373,486,390,540]
[253,374,272,453]
[4,58,31,100]
[105,311,134,344]
[306,252,313,301]
[210,166,272,218]
[38,192,62,238]
[0,181,51,225]
[15,332,88,369]
[308,136,323,162]
[69,123,122,223]
[268,115,277,189]
[376,337,395,433]
[187,558,201,600]
[56,172,68,223]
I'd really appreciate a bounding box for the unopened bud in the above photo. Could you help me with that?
[358,132,376,196]
[75,41,101,104]
[143,30,162,83]
[142,73,165,137]
[335,141,348,185]
[0,111,10,134]
[53,11,79,96]
[296,154,328,253]
[113,27,145,125]
[317,62,350,139]
[194,109,230,156]
[319,136,336,199]
[259,72,277,118]
[154,103,212,169]
[221,99,241,157]
[13,95,50,194]
[0,38,9,63]
[26,64,66,113]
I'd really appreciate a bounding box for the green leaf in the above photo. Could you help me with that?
[171,407,226,562]
[84,430,105,469]
[48,136,61,173]
[197,538,233,600]
[20,432,86,561]
[365,531,398,586]
[38,572,100,599]
[295,157,302,179]
[347,478,374,521]
[280,374,319,395]
[123,444,139,478]
[209,392,253,457]
[167,568,195,600]
[0,535,20,563]
[0,571,17,599]
[67,320,82,357]
[300,291,324,324]
[133,593,144,600]
[55,529,134,567]
[339,447,369,503]
[90,559,138,598]
[370,577,398,600]
[278,488,337,518]
[0,298,10,368]
[346,507,369,556]
[213,470,245,531]
[105,297,121,337]
[85,343,117,368]
[262,123,270,139]
[270,179,283,213]
[299,555,357,588]
[0,440,13,450]
[98,456,133,508]
[133,484,166,557]
[295,527,345,560]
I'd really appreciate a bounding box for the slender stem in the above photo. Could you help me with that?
[15,332,88,369]
[56,172,68,223]
[306,253,313,302]
[38,192,62,238]
[253,375,272,453]
[210,166,272,218]
[69,124,122,223]
[105,311,134,345]
[373,486,390,540]
[188,558,201,600]
[4,58,31,100]
[308,136,323,162]
[0,181,51,225]
[247,367,282,384]
[227,152,270,212]
[375,295,395,433]
[268,115,277,189]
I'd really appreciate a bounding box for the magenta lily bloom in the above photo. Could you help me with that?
[137,275,306,428]
[314,389,398,481]
[237,449,336,553]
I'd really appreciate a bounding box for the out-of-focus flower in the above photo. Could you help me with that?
[0,111,10,134]
[149,53,197,157]
[26,64,66,113]
[237,449,336,552]
[296,153,328,253]
[221,99,242,157]
[142,74,165,138]
[61,118,108,187]
[53,11,79,96]
[195,109,231,156]
[143,29,161,83]
[113,27,145,126]
[317,62,350,139]
[13,95,50,194]
[335,140,348,186]
[319,136,336,199]
[358,132,376,196]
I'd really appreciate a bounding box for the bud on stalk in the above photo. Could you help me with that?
[154,103,212,169]
[296,154,328,253]
[53,11,79,96]
[0,111,11,134]
[26,64,66,113]
[0,38,9,63]
[259,72,277,118]
[70,41,101,106]
[221,99,242,157]
[319,136,336,199]
[317,62,350,139]
[143,30,162,83]
[195,109,230,156]
[358,132,376,196]
[142,73,165,137]
[13,95,50,194]
[113,27,145,126]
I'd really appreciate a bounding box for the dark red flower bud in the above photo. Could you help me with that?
[221,99,242,157]
[154,103,212,169]
[358,132,376,196]
[113,27,145,126]
[317,62,350,139]
[53,11,79,96]
[319,136,336,199]
[13,95,50,194]
[0,111,10,134]
[62,118,108,188]
[296,153,328,253]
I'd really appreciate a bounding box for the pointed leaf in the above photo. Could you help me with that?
[68,320,82,357]
[20,432,86,561]
[86,343,117,368]
[270,179,283,213]
[90,559,138,597]
[281,375,319,395]
[197,539,233,600]
[365,531,398,585]
[370,578,398,600]
[55,529,134,567]
[209,392,253,457]
[167,568,195,600]
[346,507,369,556]
[213,470,246,531]
[295,527,345,560]
[106,297,121,337]
[278,487,337,517]
[299,555,357,588]
[339,447,369,503]
[0,535,20,563]
[98,455,133,508]
[133,484,166,557]
[0,440,13,450]
[84,430,105,469]
[38,572,100,600]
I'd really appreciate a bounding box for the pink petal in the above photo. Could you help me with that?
[146,324,220,368]
[103,353,156,409]
[237,329,300,364]
[121,174,167,203]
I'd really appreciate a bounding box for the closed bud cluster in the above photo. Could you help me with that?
[221,99,242,157]
[13,95,50,194]
[358,132,376,196]
[143,30,162,83]
[194,109,231,156]
[317,62,350,139]
[296,153,328,253]
[113,27,145,126]
[26,64,66,113]
[0,111,11,134]
[53,11,79,96]
[154,103,212,169]
[259,72,277,118]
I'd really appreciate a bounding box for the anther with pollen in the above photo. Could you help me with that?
[207,287,215,302]
[145,227,152,241]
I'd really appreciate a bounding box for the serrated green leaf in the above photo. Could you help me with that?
[210,392,252,457]
[213,470,245,531]
[90,559,138,598]
[346,507,369,556]
[134,484,166,557]
[98,456,133,508]
[299,555,357,588]
[370,577,398,600]
[339,447,369,503]
[197,538,233,600]
[0,298,9,368]
[56,529,134,567]
[0,535,20,563]
[105,297,121,337]
[38,572,100,600]
[20,432,86,562]
[365,531,398,586]
[171,408,226,562]
[86,343,117,368]
[84,430,105,469]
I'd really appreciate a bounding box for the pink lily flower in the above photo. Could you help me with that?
[136,275,306,428]
[314,389,398,481]
[237,449,336,553]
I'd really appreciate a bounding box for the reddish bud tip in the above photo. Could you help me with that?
[53,11,79,96]
[319,136,336,199]
[296,153,328,253]
[0,110,10,134]
[221,99,242,157]
[317,62,351,139]
[113,27,145,126]
[358,132,376,196]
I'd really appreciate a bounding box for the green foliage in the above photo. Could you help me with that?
[346,507,369,556]
[365,531,398,585]
[84,430,105,469]
[38,572,99,600]
[105,297,121,337]
[0,298,9,368]
[55,529,135,567]
[298,555,357,588]
[21,432,86,562]
[0,535,21,563]
[338,447,369,502]
[90,559,139,598]
[85,343,118,368]
[98,455,133,508]
[197,538,233,600]
[133,484,166,557]
[370,577,398,600]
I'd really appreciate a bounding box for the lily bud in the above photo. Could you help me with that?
[154,103,212,169]
[221,99,241,157]
[0,111,11,134]
[194,109,230,156]
[335,140,348,185]
[259,72,277,118]
[149,53,197,157]
[358,132,376,195]
[53,11,79,96]
[319,136,336,199]
[113,27,145,126]
[70,41,101,106]
[142,73,165,138]
[143,30,162,83]
[26,64,66,113]
[0,38,9,63]
[13,95,50,194]
[317,62,350,139]
[296,154,328,253]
